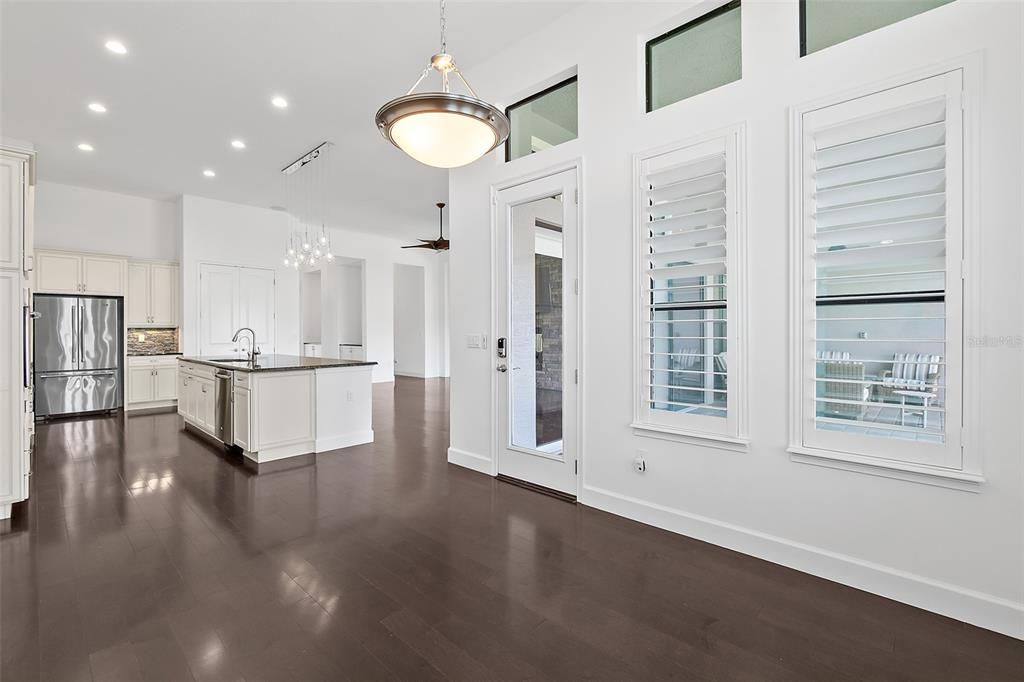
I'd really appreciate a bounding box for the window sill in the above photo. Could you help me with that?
[631,423,749,452]
[787,446,984,492]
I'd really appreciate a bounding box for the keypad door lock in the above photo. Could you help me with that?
[496,336,507,358]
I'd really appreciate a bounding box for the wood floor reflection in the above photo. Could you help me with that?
[2,377,1021,680]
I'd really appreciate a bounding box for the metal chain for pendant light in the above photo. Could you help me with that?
[439,0,446,54]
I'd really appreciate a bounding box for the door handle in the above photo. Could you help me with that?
[496,364,508,372]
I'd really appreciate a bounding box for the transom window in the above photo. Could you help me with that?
[505,76,578,161]
[801,0,956,56]
[645,0,742,113]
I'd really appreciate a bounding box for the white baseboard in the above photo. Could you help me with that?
[581,484,1024,640]
[394,370,426,378]
[447,447,492,475]
[316,430,373,453]
[126,400,177,413]
[247,440,315,463]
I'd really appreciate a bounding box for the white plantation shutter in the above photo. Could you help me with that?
[636,131,743,439]
[797,71,964,469]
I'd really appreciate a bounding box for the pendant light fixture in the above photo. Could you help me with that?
[280,142,336,271]
[375,0,509,169]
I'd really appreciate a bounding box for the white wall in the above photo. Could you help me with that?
[301,270,322,344]
[179,195,300,357]
[34,181,178,261]
[393,263,427,377]
[180,194,448,383]
[448,1,1023,638]
[335,262,364,346]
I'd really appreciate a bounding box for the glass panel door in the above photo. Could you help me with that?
[509,195,564,455]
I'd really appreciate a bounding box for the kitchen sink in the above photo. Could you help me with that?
[209,358,252,363]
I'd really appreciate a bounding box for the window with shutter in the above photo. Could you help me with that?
[793,70,965,471]
[634,127,746,442]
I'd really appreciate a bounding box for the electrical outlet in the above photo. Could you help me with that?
[634,451,647,473]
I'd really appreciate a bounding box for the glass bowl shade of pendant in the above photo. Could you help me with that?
[376,93,509,169]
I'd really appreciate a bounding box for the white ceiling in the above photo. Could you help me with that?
[0,1,581,238]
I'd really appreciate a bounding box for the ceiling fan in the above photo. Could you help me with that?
[402,202,449,251]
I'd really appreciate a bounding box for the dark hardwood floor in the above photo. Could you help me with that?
[2,377,1022,681]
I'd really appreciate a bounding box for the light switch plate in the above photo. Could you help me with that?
[466,334,488,349]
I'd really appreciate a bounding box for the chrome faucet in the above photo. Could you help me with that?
[231,327,260,363]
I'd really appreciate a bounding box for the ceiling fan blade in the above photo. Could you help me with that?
[401,243,434,249]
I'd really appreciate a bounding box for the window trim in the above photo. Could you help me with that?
[504,75,579,163]
[632,123,748,447]
[787,58,983,487]
[644,0,742,113]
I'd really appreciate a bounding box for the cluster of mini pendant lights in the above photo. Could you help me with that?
[375,0,510,168]
[281,142,336,270]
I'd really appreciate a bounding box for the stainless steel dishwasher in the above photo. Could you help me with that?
[214,370,234,446]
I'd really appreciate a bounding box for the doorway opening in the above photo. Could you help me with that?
[394,263,427,378]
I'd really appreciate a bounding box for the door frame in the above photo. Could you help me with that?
[490,160,584,499]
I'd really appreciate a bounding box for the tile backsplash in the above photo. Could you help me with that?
[128,328,179,355]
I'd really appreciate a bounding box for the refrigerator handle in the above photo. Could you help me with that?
[71,304,77,369]
[78,300,85,367]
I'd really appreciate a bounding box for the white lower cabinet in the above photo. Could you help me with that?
[129,367,156,403]
[233,384,251,450]
[127,356,178,409]
[0,270,28,517]
[154,367,176,401]
[178,361,216,436]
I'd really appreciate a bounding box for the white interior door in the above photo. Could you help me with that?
[238,267,275,355]
[199,264,239,356]
[494,168,578,496]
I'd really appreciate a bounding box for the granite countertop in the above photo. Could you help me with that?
[128,351,183,357]
[178,354,377,373]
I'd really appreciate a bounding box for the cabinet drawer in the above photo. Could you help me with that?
[178,361,215,381]
[129,355,179,368]
[233,371,251,389]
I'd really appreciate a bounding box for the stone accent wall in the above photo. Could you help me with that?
[535,254,563,391]
[127,328,179,355]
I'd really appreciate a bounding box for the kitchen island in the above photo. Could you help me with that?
[177,354,377,465]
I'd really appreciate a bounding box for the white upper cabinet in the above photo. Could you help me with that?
[0,153,27,271]
[149,263,178,325]
[35,251,81,293]
[82,255,126,295]
[126,263,150,324]
[127,260,178,326]
[35,250,127,295]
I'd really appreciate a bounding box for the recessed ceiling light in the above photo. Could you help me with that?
[88,102,107,113]
[104,40,127,55]
[271,96,288,109]
[231,139,246,149]
[202,169,216,178]
[879,239,895,245]
[77,143,94,152]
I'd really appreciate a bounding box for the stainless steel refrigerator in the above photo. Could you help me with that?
[33,295,123,418]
